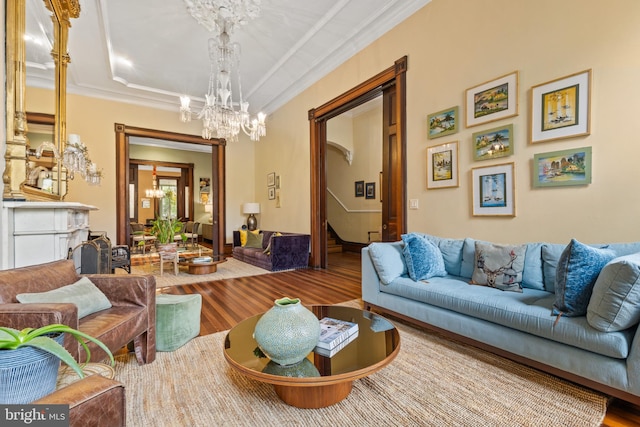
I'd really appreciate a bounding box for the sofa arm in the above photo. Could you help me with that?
[361,247,383,307]
[87,274,156,308]
[34,375,125,427]
[270,234,310,271]
[0,303,81,358]
[88,274,156,364]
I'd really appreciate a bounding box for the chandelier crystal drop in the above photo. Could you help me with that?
[32,134,102,186]
[180,0,266,142]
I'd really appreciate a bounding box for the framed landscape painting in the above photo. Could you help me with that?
[533,146,592,188]
[471,162,515,216]
[427,141,459,189]
[531,69,591,143]
[427,106,458,139]
[472,124,514,161]
[466,71,519,127]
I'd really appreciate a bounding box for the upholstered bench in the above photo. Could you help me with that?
[156,294,202,351]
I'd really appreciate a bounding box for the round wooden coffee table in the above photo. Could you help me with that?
[223,305,400,408]
[178,255,226,275]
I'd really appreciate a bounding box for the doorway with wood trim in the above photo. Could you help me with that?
[309,56,408,269]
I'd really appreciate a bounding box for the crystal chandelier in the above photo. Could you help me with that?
[145,165,165,198]
[179,0,266,142]
[32,134,102,186]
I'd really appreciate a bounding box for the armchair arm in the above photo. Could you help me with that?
[86,274,156,308]
[0,303,80,359]
[34,375,125,427]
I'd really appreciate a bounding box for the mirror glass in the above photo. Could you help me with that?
[23,0,67,198]
[25,0,55,104]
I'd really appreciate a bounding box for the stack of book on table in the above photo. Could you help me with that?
[314,317,359,357]
[191,256,212,263]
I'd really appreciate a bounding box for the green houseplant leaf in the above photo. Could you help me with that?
[0,324,115,379]
[151,218,184,244]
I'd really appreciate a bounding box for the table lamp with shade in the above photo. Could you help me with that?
[243,203,260,231]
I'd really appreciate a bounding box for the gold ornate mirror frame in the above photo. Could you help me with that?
[3,0,80,201]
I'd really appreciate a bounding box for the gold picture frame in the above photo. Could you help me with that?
[427,141,459,189]
[465,71,519,128]
[530,69,592,143]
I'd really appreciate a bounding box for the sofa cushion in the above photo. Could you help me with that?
[16,276,112,319]
[541,241,640,294]
[368,242,407,285]
[401,233,447,281]
[381,276,633,359]
[239,229,261,246]
[245,230,264,249]
[553,239,616,317]
[522,243,545,291]
[425,235,464,276]
[587,253,640,332]
[471,241,526,292]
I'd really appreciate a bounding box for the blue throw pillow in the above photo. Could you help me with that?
[401,233,447,281]
[553,239,616,317]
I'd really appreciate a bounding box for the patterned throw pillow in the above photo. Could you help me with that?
[471,241,526,292]
[401,233,447,281]
[553,239,616,317]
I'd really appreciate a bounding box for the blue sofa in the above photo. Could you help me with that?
[362,233,640,404]
[232,230,310,271]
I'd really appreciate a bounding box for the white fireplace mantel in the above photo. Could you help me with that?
[3,201,97,269]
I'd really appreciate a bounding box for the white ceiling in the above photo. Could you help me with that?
[25,0,430,119]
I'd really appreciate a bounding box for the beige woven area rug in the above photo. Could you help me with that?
[127,257,271,288]
[114,300,608,426]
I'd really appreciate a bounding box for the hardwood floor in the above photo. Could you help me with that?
[159,251,638,426]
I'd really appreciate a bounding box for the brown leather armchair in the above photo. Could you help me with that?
[0,259,156,364]
[34,375,125,427]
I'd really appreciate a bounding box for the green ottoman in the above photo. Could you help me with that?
[156,294,202,352]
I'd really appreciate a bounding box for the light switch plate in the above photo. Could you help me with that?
[409,199,419,209]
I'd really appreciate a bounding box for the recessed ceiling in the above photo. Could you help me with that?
[25,0,430,118]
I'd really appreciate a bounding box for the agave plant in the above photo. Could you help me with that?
[0,324,115,378]
[150,217,184,244]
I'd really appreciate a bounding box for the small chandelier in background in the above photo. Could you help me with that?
[146,165,165,198]
[32,134,102,186]
[179,0,266,142]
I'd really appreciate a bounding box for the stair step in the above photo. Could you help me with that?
[328,245,343,253]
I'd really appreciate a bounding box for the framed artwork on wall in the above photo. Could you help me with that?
[533,146,592,188]
[471,162,515,217]
[465,71,519,128]
[427,141,459,189]
[355,180,364,197]
[530,69,591,143]
[427,106,459,139]
[267,172,276,187]
[365,182,375,199]
[268,187,275,200]
[472,124,514,161]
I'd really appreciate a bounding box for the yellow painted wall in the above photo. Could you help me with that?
[261,0,640,244]
[25,88,256,243]
[19,0,640,247]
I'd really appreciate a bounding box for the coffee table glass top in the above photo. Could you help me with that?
[224,305,399,380]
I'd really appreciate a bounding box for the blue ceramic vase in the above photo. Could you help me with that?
[254,297,320,366]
